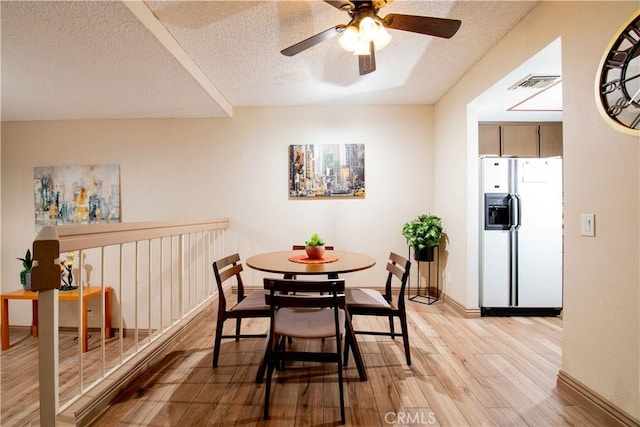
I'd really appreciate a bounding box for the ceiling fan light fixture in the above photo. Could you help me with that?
[339,17,390,53]
[353,39,371,56]
[338,25,359,52]
[373,26,392,50]
[358,16,378,42]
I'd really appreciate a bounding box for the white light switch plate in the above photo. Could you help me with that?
[580,214,595,237]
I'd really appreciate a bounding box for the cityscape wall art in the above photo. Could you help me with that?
[33,164,121,230]
[289,144,365,199]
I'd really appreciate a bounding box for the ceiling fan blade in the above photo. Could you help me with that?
[323,0,354,11]
[383,14,461,39]
[281,25,345,57]
[358,42,376,75]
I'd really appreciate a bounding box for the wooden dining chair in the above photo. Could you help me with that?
[262,278,348,424]
[211,253,270,368]
[345,252,412,365]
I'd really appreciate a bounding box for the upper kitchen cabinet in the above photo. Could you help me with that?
[539,124,563,157]
[478,122,562,158]
[501,124,539,157]
[479,124,501,156]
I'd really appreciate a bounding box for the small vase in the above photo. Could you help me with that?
[305,245,325,260]
[20,270,32,288]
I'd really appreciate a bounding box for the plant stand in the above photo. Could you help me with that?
[408,245,440,304]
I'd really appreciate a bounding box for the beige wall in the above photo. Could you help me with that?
[435,1,639,419]
[1,104,435,325]
[226,106,435,287]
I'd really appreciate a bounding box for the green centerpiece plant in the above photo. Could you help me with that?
[402,214,444,261]
[304,233,326,260]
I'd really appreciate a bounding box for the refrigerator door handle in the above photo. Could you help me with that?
[511,193,521,306]
[513,229,519,306]
[508,228,514,306]
[506,194,514,228]
[513,193,522,229]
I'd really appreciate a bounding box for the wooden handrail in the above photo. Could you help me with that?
[55,218,230,252]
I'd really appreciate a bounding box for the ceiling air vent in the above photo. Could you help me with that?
[508,74,561,90]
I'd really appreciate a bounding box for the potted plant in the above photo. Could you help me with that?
[17,249,33,290]
[402,214,444,261]
[304,233,326,260]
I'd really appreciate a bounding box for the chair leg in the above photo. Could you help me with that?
[345,320,366,381]
[264,360,275,420]
[277,335,287,370]
[337,340,346,424]
[343,330,351,366]
[255,339,269,383]
[212,316,225,367]
[235,318,242,341]
[389,315,395,338]
[399,312,411,365]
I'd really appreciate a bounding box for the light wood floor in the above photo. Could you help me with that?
[1,327,145,426]
[3,300,609,426]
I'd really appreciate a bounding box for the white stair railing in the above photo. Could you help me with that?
[31,218,229,425]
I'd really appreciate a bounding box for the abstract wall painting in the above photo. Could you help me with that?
[34,164,121,229]
[289,144,365,198]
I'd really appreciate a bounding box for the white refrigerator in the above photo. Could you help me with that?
[480,157,563,316]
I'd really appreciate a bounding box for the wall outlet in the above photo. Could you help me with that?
[445,272,452,287]
[88,308,93,317]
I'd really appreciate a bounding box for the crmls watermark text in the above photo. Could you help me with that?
[384,410,437,425]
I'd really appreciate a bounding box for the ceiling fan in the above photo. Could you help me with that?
[281,0,462,75]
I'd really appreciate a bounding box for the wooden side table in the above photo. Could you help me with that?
[1,286,112,352]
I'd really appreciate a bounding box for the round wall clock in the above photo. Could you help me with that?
[595,10,640,137]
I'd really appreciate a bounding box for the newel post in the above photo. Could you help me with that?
[31,226,61,426]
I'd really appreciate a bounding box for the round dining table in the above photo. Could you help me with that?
[246,249,375,382]
[246,249,376,276]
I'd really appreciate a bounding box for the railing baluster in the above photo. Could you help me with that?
[160,237,164,333]
[119,243,124,364]
[148,239,151,343]
[101,246,106,376]
[134,242,138,351]
[78,256,84,393]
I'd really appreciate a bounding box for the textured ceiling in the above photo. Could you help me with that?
[1,0,544,121]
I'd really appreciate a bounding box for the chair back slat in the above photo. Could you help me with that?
[214,253,241,270]
[389,251,406,266]
[267,293,344,309]
[386,262,405,281]
[264,278,344,294]
[217,263,243,284]
[292,245,335,250]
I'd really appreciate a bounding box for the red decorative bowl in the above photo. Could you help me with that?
[305,245,325,260]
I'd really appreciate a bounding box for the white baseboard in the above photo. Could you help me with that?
[443,294,481,318]
[556,370,640,427]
